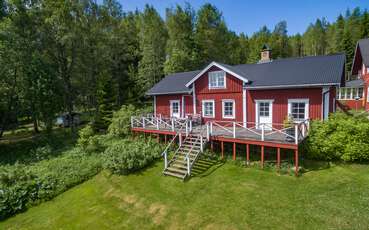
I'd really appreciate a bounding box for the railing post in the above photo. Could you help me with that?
[156,117,159,130]
[206,123,210,141]
[131,117,134,128]
[185,121,189,136]
[189,120,192,132]
[142,117,145,128]
[164,151,168,169]
[233,122,236,138]
[200,136,203,152]
[210,122,213,135]
[295,124,298,144]
[261,124,265,141]
[187,156,190,175]
[171,118,175,131]
[302,123,305,137]
[179,133,182,146]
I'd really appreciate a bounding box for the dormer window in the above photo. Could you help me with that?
[209,71,226,89]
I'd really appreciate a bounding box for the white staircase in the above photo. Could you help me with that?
[163,134,207,180]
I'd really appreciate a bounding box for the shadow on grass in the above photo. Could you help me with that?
[189,158,225,179]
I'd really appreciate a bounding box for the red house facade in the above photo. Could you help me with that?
[337,38,369,111]
[148,48,345,127]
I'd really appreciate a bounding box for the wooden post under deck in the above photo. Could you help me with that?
[261,146,264,168]
[164,134,167,144]
[221,141,224,159]
[211,141,214,152]
[233,143,236,160]
[246,144,250,165]
[157,134,160,143]
[277,148,281,170]
[295,148,299,176]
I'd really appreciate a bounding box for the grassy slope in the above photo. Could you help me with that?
[1,161,369,230]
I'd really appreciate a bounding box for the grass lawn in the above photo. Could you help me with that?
[1,160,369,229]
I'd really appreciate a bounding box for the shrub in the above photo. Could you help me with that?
[0,149,102,220]
[77,124,95,150]
[103,138,163,175]
[108,105,137,137]
[303,112,369,162]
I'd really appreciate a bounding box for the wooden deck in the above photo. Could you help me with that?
[131,123,304,149]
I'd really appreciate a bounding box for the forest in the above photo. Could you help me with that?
[0,0,369,135]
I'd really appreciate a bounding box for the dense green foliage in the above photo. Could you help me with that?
[1,0,368,136]
[0,148,102,220]
[303,112,369,162]
[102,138,163,175]
[107,104,138,137]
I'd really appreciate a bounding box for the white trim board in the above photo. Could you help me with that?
[185,61,248,87]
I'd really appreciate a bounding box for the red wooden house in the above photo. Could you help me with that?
[148,47,345,126]
[132,46,346,179]
[337,38,369,111]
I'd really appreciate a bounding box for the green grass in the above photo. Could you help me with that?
[1,160,369,229]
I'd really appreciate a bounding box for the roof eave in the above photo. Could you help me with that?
[146,90,192,96]
[244,83,341,90]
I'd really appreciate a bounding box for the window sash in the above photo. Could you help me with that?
[222,100,234,118]
[203,101,214,117]
[208,71,225,88]
[337,87,364,100]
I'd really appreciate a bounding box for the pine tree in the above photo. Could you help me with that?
[289,34,303,57]
[334,14,345,52]
[270,21,289,58]
[361,10,369,38]
[342,28,355,72]
[138,5,167,96]
[164,4,196,74]
[94,74,116,131]
[194,3,230,66]
[247,26,271,63]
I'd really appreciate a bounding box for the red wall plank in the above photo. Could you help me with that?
[247,88,323,126]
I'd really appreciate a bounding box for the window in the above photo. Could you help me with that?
[259,102,270,117]
[222,100,235,119]
[337,87,364,100]
[202,100,215,118]
[208,71,226,88]
[288,99,309,121]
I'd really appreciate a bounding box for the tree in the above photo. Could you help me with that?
[194,3,230,66]
[334,14,345,52]
[289,34,303,57]
[247,26,271,63]
[342,27,355,72]
[361,10,369,38]
[270,21,290,58]
[137,5,167,96]
[94,74,116,131]
[164,4,196,74]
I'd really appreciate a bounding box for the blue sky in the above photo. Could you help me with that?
[114,0,368,35]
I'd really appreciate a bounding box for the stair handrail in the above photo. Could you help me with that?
[162,126,184,170]
[184,136,199,176]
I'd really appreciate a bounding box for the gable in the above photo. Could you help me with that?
[185,62,248,87]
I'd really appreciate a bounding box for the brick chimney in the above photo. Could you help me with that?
[259,44,271,63]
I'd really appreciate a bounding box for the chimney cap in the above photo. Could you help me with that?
[262,44,271,51]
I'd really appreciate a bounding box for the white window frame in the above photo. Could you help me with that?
[169,100,180,118]
[222,99,235,119]
[202,100,215,118]
[208,71,226,89]
[367,86,369,103]
[288,99,309,122]
[337,87,364,100]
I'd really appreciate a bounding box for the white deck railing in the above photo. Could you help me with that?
[131,114,193,136]
[206,120,309,144]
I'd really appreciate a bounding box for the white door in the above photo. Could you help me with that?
[256,100,273,130]
[170,100,180,118]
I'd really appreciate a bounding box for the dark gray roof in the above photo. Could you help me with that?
[147,54,345,95]
[345,79,364,87]
[240,54,345,88]
[358,38,369,66]
[147,70,200,95]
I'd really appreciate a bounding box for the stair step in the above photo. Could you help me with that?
[171,163,187,169]
[166,166,187,174]
[163,171,185,179]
